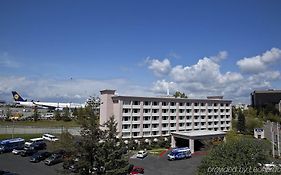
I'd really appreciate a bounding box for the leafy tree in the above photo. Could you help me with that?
[33,106,39,121]
[198,138,270,175]
[54,110,62,121]
[237,109,245,133]
[173,91,187,98]
[72,107,78,118]
[62,107,71,121]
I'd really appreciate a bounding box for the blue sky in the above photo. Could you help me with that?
[0,0,281,104]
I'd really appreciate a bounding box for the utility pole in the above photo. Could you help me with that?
[271,122,275,157]
[277,122,280,157]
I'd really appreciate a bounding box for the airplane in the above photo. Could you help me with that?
[12,91,86,110]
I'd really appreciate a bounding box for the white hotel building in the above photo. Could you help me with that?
[100,90,232,140]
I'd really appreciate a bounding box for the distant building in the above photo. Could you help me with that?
[100,90,232,139]
[251,90,281,109]
[0,100,5,106]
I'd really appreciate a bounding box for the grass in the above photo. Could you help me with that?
[0,133,44,140]
[148,148,168,156]
[0,120,80,128]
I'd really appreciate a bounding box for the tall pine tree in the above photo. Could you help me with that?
[237,109,245,133]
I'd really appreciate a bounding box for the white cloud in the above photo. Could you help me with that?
[148,50,280,103]
[237,48,281,73]
[146,57,171,76]
[0,76,151,103]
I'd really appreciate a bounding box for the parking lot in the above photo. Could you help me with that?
[0,151,204,175]
[129,152,204,175]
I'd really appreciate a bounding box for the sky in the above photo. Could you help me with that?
[0,0,281,104]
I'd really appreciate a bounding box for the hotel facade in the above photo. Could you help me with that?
[100,90,232,139]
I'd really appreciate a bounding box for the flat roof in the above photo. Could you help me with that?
[172,130,226,138]
[112,95,232,103]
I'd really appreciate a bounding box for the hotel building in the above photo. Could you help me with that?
[100,90,232,139]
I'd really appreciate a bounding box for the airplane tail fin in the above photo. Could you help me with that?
[12,91,26,102]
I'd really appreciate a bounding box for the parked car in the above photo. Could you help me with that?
[129,166,144,175]
[136,150,148,159]
[63,158,79,173]
[29,142,47,150]
[42,134,59,142]
[24,138,44,147]
[20,148,37,157]
[30,151,51,163]
[0,170,19,175]
[12,148,25,155]
[44,154,64,166]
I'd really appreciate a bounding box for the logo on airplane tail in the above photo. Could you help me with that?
[14,94,19,100]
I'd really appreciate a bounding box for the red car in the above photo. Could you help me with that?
[130,166,144,175]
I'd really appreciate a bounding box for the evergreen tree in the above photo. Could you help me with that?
[237,109,245,133]
[62,107,71,121]
[72,107,78,118]
[33,106,39,121]
[54,110,62,121]
[100,116,129,175]
[76,97,104,175]
[5,106,11,121]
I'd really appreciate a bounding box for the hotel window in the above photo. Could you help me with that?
[152,109,158,113]
[194,109,199,113]
[153,101,158,106]
[152,124,158,128]
[186,116,191,120]
[214,109,218,113]
[170,102,175,106]
[179,109,184,113]
[133,132,139,136]
[201,103,205,106]
[170,116,176,120]
[162,116,168,120]
[208,116,212,119]
[186,109,191,113]
[226,121,230,124]
[208,122,212,125]
[170,109,176,113]
[179,102,184,106]
[220,103,224,107]
[133,124,139,129]
[186,102,190,106]
[144,101,150,106]
[122,117,130,121]
[226,104,229,107]
[162,102,167,106]
[194,122,199,126]
[152,131,158,135]
[221,121,225,124]
[123,101,131,105]
[162,131,168,135]
[133,109,140,113]
[201,109,206,112]
[162,109,168,113]
[220,109,224,113]
[201,116,205,119]
[122,125,130,129]
[186,123,191,126]
[208,109,212,113]
[201,122,205,126]
[143,124,150,128]
[214,103,218,106]
[214,121,218,125]
[123,108,130,113]
[162,123,168,128]
[152,116,159,120]
[214,115,218,119]
[194,116,199,120]
[226,109,230,112]
[144,109,150,113]
[170,123,175,127]
[133,117,139,121]
[144,116,150,121]
[194,103,198,106]
[179,116,184,120]
[133,101,140,105]
[179,123,184,127]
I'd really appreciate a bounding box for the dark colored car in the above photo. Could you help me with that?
[30,142,47,150]
[0,170,19,175]
[44,154,64,166]
[30,151,51,163]
[129,166,144,175]
[20,148,37,157]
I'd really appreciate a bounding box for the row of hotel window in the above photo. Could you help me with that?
[123,101,230,107]
[123,108,230,113]
[122,127,231,137]
[122,121,231,129]
[122,115,231,121]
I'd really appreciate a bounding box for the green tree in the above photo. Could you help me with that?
[62,107,71,121]
[33,106,39,121]
[198,138,270,175]
[75,97,104,175]
[237,109,245,133]
[100,116,129,175]
[54,110,62,121]
[5,106,11,121]
[72,107,78,118]
[173,91,187,98]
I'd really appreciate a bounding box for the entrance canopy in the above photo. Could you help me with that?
[171,130,227,153]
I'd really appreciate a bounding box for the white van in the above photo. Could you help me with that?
[42,134,59,142]
[25,137,44,147]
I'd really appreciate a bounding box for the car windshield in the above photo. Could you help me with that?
[138,151,143,154]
